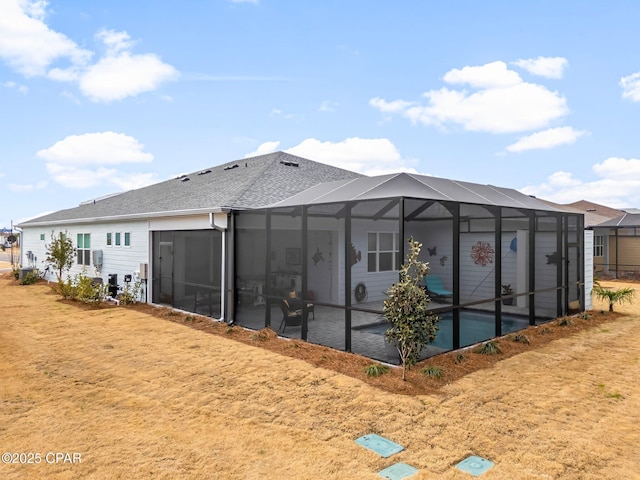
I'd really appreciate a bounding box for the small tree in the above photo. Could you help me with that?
[384,237,439,380]
[593,282,635,312]
[45,231,76,280]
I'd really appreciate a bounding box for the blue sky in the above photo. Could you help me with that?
[2,0,640,229]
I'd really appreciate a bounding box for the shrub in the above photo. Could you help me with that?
[592,283,635,312]
[364,363,390,378]
[12,265,20,280]
[19,271,39,285]
[556,317,575,327]
[45,231,75,280]
[55,273,108,303]
[474,340,502,355]
[75,274,108,303]
[384,237,439,380]
[118,281,141,305]
[454,353,466,364]
[511,333,530,344]
[422,365,444,378]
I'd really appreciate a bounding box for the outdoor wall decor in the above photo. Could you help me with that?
[427,246,437,256]
[440,255,448,266]
[545,251,560,265]
[350,243,361,267]
[312,247,325,266]
[286,247,301,265]
[471,241,495,267]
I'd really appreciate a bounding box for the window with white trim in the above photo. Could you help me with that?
[124,232,131,247]
[77,233,91,266]
[367,232,399,272]
[594,234,604,257]
[106,232,112,246]
[115,232,121,247]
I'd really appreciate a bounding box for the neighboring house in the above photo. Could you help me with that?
[539,199,625,281]
[19,153,588,363]
[591,209,640,279]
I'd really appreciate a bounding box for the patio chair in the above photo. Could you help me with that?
[279,298,303,333]
[425,275,453,302]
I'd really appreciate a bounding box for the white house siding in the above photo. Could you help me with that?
[21,221,149,284]
[584,230,594,310]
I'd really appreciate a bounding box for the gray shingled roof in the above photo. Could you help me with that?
[269,172,563,212]
[594,212,640,228]
[19,152,363,226]
[537,199,621,228]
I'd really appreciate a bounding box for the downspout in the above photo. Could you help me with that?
[210,209,231,322]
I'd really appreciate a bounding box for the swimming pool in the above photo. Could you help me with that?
[355,310,529,350]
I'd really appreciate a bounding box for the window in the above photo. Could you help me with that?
[115,232,121,247]
[367,232,399,272]
[77,233,91,265]
[124,232,131,247]
[40,233,45,241]
[106,233,112,246]
[594,235,604,257]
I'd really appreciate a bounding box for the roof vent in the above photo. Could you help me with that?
[181,177,190,182]
[280,160,299,167]
[586,208,596,212]
[198,169,212,175]
[224,164,239,171]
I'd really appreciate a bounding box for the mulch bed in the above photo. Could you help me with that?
[130,303,623,396]
[5,272,627,396]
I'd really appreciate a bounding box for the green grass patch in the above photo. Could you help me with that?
[556,317,575,327]
[364,363,390,378]
[474,340,502,355]
[421,365,444,378]
[510,333,530,344]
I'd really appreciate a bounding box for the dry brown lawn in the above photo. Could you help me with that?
[1,274,640,479]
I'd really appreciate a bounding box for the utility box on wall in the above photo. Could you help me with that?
[92,249,103,269]
[139,263,149,280]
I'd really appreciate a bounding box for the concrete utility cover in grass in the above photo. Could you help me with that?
[355,434,404,457]
[456,455,494,476]
[378,462,419,479]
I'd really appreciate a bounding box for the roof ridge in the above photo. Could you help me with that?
[223,152,282,206]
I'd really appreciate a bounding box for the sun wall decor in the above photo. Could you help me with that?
[470,241,495,267]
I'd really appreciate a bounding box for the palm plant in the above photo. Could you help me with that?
[592,282,635,312]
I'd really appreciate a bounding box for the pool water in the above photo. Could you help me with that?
[358,310,528,350]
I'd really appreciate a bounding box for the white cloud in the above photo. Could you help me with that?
[95,29,134,55]
[245,137,420,176]
[0,0,92,76]
[78,51,179,103]
[0,2,177,102]
[244,141,281,158]
[620,72,640,102]
[368,97,414,113]
[8,180,47,192]
[289,137,420,175]
[521,157,640,208]
[512,56,568,79]
[36,132,158,189]
[371,60,569,134]
[442,61,521,88]
[2,80,29,94]
[505,127,588,153]
[319,100,338,112]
